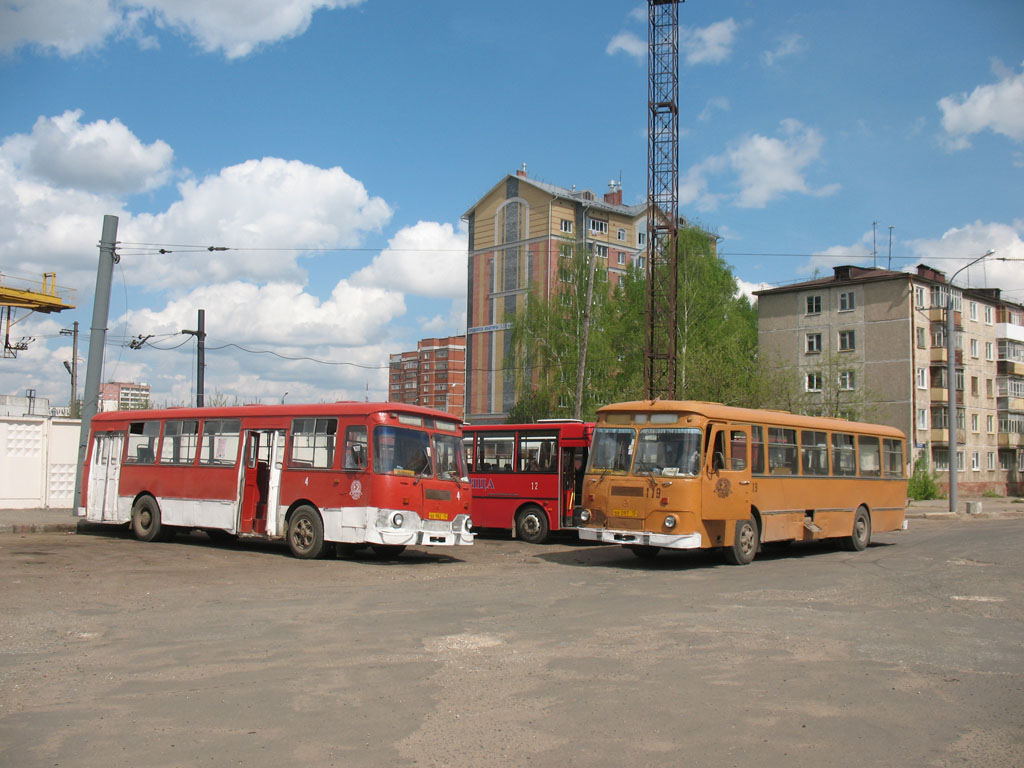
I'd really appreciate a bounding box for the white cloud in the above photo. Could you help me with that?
[760,33,806,67]
[905,220,1024,296]
[698,97,730,123]
[682,18,737,65]
[351,220,468,300]
[1,110,173,194]
[938,59,1024,149]
[606,31,645,60]
[680,119,839,210]
[735,278,771,304]
[0,0,366,59]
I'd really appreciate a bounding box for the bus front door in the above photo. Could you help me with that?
[86,431,123,522]
[239,430,285,535]
[700,425,753,524]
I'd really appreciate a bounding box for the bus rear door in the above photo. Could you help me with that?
[239,429,285,535]
[86,431,123,522]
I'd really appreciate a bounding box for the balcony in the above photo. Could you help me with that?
[997,359,1024,376]
[929,387,947,403]
[998,432,1023,448]
[930,428,966,445]
[930,347,963,364]
[927,308,962,325]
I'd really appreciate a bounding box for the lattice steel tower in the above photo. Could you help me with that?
[644,0,680,400]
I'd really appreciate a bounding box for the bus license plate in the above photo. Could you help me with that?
[612,509,641,518]
[428,512,449,520]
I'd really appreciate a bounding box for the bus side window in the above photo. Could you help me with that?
[729,430,747,470]
[711,430,726,471]
[344,425,367,469]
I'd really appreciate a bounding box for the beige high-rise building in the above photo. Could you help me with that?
[757,264,1023,495]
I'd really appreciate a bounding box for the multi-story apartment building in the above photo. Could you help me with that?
[463,167,649,423]
[387,336,466,420]
[99,381,150,411]
[757,264,1023,495]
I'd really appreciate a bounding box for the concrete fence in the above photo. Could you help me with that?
[0,415,80,509]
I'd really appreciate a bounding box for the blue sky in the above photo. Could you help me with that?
[1,0,1022,408]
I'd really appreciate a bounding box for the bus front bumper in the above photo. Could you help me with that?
[577,527,702,549]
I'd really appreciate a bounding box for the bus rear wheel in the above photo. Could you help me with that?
[724,516,758,566]
[131,496,166,542]
[515,505,549,544]
[287,506,325,559]
[841,506,871,552]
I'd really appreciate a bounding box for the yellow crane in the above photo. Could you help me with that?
[1,271,76,357]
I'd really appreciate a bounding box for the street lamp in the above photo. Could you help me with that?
[946,248,995,513]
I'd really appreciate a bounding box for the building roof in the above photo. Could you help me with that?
[462,171,647,220]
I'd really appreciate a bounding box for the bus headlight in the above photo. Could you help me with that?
[664,515,677,530]
[391,512,405,528]
[464,517,473,533]
[579,508,591,523]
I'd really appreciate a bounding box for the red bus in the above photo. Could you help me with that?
[79,402,474,558]
[462,420,593,543]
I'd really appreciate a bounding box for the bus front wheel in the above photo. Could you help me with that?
[287,506,325,559]
[131,496,166,542]
[724,516,758,566]
[515,505,550,544]
[841,506,871,552]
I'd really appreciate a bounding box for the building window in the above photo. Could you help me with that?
[839,291,855,311]
[839,330,856,351]
[805,295,822,315]
[560,219,573,233]
[970,338,978,357]
[933,447,949,471]
[806,372,823,392]
[916,327,926,349]
[986,342,994,361]
[987,414,995,433]
[637,256,646,269]
[971,413,979,432]
[1001,451,1012,471]
[971,451,980,471]
[617,252,626,266]
[916,367,927,389]
[559,243,574,259]
[931,324,946,348]
[987,452,995,470]
[806,333,822,354]
[917,409,928,430]
[971,376,979,397]
[969,301,978,321]
[589,218,608,235]
[617,228,626,241]
[984,305,993,324]
[638,231,646,246]
[914,285,925,307]
[839,370,855,390]
[595,244,608,259]
[957,451,965,472]
[986,378,994,398]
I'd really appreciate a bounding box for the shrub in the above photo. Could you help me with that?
[908,454,941,501]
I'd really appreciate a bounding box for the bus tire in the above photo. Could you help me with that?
[724,516,758,566]
[515,505,549,544]
[629,545,660,559]
[131,495,164,543]
[841,506,871,552]
[287,505,325,559]
[370,544,406,558]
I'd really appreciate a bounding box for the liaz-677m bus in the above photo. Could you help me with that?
[79,402,474,558]
[462,420,592,543]
[575,400,908,565]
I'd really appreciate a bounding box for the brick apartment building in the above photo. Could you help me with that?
[757,264,1024,495]
[387,336,466,420]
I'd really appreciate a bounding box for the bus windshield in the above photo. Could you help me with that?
[590,428,636,473]
[634,427,702,476]
[374,426,432,476]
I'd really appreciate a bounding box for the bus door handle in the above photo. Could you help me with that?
[739,480,751,485]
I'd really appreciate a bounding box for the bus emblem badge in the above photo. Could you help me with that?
[350,480,363,500]
[715,478,731,498]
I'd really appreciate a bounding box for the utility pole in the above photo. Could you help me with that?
[888,225,894,270]
[60,321,79,417]
[74,215,119,509]
[182,308,206,407]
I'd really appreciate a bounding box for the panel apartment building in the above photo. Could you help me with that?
[757,264,1024,495]
[463,167,648,423]
[387,336,466,420]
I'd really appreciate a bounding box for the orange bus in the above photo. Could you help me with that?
[462,420,593,543]
[79,402,474,558]
[574,400,908,564]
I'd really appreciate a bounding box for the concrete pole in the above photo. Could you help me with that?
[183,309,206,407]
[70,321,79,418]
[73,215,118,510]
[946,287,957,514]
